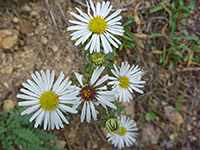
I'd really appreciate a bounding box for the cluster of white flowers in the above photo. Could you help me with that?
[17,0,146,149]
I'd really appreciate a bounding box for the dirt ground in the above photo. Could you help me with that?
[0,0,199,149]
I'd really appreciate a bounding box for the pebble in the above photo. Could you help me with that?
[0,65,13,74]
[41,37,48,45]
[164,106,184,125]
[12,17,19,23]
[19,40,25,46]
[30,10,39,17]
[187,124,192,131]
[52,45,58,52]
[0,29,18,49]
[169,134,175,141]
[23,4,31,12]
[3,99,15,112]
[55,139,66,148]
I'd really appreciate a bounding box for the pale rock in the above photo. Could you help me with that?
[169,134,175,141]
[187,124,192,131]
[0,29,18,49]
[55,139,66,148]
[19,40,25,46]
[23,4,31,12]
[30,10,39,17]
[41,37,48,45]
[142,124,161,144]
[1,65,13,74]
[12,17,19,23]
[145,1,151,7]
[3,99,15,112]
[52,45,58,52]
[121,100,135,119]
[164,106,184,125]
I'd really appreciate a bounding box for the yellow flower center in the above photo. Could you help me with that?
[88,16,107,34]
[80,86,96,101]
[83,89,91,98]
[119,76,130,88]
[119,127,127,136]
[39,91,58,111]
[105,118,120,134]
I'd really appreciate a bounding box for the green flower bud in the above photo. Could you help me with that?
[105,118,121,134]
[91,53,105,66]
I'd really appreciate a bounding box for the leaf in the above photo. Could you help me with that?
[145,113,152,121]
[105,53,114,60]
[150,4,165,13]
[152,104,158,110]
[189,0,195,10]
[151,46,158,51]
[123,16,134,27]
[149,33,166,39]
[169,60,173,69]
[159,54,164,63]
[184,53,190,62]
[182,30,189,36]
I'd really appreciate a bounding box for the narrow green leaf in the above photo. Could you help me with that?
[169,60,173,69]
[149,33,166,39]
[150,3,166,13]
[123,16,134,27]
[184,53,190,62]
[151,46,158,51]
[189,0,195,10]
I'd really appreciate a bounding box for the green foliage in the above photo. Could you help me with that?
[0,107,62,150]
[113,101,132,118]
[145,104,158,121]
[149,0,200,69]
[175,93,185,112]
[9,0,18,2]
[120,16,138,51]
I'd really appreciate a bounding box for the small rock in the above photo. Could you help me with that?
[0,29,18,49]
[187,124,192,131]
[23,4,31,12]
[142,124,161,144]
[164,106,184,125]
[41,37,48,45]
[30,10,39,17]
[3,99,15,112]
[19,19,35,34]
[12,17,19,23]
[19,40,25,46]
[169,134,175,141]
[145,1,151,7]
[52,45,58,52]
[92,143,98,149]
[55,139,66,148]
[121,100,135,119]
[162,140,173,149]
[1,65,13,74]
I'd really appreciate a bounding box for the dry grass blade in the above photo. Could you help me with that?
[74,0,87,7]
[55,0,69,26]
[46,0,58,31]
[14,9,37,52]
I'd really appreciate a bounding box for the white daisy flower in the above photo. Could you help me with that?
[108,62,145,102]
[67,0,124,54]
[106,115,138,149]
[17,70,78,130]
[74,66,117,123]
